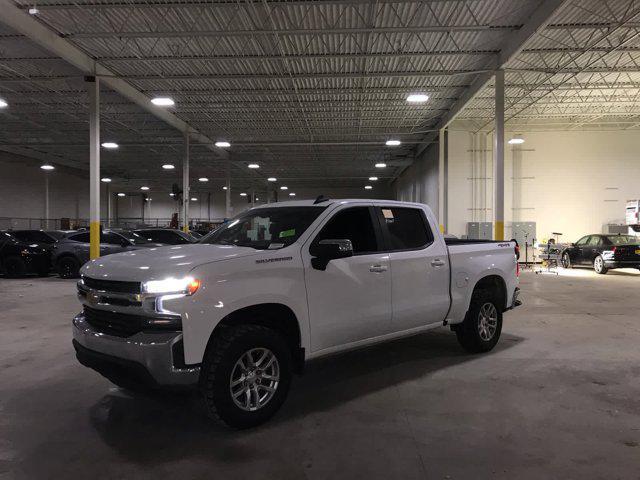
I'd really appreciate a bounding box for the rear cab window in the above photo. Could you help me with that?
[377,207,434,251]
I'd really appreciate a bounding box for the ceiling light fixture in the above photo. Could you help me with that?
[267,177,277,182]
[101,142,118,149]
[169,193,175,197]
[191,197,197,201]
[369,176,378,181]
[117,193,126,197]
[151,97,174,106]
[198,177,209,182]
[375,163,387,168]
[508,136,525,145]
[101,177,111,183]
[215,141,231,148]
[222,186,228,190]
[247,163,259,169]
[162,164,175,170]
[140,186,149,191]
[289,192,296,197]
[406,93,429,103]
[385,139,401,146]
[28,6,38,14]
[280,186,288,190]
[0,98,8,108]
[40,164,54,171]
[364,185,373,190]
[240,192,247,197]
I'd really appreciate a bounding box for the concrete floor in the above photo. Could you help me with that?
[1,269,640,480]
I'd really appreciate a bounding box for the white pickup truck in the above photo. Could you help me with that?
[72,199,521,428]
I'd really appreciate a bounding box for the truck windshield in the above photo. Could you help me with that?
[200,206,327,250]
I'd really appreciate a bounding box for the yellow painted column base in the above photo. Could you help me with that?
[439,224,445,234]
[183,226,190,233]
[89,221,101,260]
[495,221,505,241]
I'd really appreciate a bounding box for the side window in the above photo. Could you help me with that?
[588,236,602,247]
[575,236,590,246]
[138,231,161,242]
[70,232,90,243]
[102,233,125,245]
[313,207,380,254]
[379,207,434,251]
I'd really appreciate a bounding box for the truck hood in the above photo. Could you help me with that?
[81,244,260,281]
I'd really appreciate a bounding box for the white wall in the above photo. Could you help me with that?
[393,143,439,214]
[437,129,640,242]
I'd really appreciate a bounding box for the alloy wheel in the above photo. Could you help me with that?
[229,348,280,412]
[477,302,498,341]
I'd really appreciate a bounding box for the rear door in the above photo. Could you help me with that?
[586,235,603,264]
[376,206,451,332]
[303,205,392,352]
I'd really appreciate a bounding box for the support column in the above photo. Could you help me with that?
[493,69,505,241]
[44,173,50,229]
[87,77,100,259]
[183,131,190,232]
[106,183,111,227]
[438,128,448,234]
[225,161,231,218]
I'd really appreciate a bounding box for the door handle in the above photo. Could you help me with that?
[369,264,388,273]
[431,259,446,267]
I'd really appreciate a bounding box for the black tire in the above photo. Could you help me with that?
[455,289,503,354]
[561,252,572,269]
[593,255,608,275]
[57,256,81,278]
[199,325,292,429]
[4,255,27,277]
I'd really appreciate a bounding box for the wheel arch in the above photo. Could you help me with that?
[471,274,508,311]
[206,303,304,374]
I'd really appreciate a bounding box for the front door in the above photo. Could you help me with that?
[303,205,392,353]
[572,235,591,264]
[376,206,451,331]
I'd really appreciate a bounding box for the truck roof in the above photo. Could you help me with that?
[252,199,428,208]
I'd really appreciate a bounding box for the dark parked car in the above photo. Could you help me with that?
[561,234,640,274]
[0,230,57,277]
[52,229,165,278]
[133,228,197,245]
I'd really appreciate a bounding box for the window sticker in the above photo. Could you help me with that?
[382,209,394,219]
[279,228,296,238]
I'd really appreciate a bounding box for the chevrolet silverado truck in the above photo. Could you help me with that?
[72,199,521,428]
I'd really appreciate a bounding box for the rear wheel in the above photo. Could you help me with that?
[4,256,26,277]
[594,255,608,275]
[199,325,292,429]
[57,256,80,278]
[455,289,503,353]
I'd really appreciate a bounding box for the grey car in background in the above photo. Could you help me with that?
[133,228,197,245]
[52,229,165,278]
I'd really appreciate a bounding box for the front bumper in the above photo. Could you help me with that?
[72,312,199,387]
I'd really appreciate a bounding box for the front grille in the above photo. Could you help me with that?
[83,276,141,294]
[83,306,146,337]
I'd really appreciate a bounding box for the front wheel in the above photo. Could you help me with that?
[594,255,608,274]
[561,252,572,269]
[3,256,27,277]
[455,290,503,353]
[57,256,80,278]
[199,325,292,429]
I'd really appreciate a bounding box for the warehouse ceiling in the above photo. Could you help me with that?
[1,0,640,194]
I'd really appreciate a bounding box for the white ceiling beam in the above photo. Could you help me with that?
[0,0,228,162]
[414,0,571,158]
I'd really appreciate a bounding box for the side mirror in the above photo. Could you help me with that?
[310,239,353,271]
